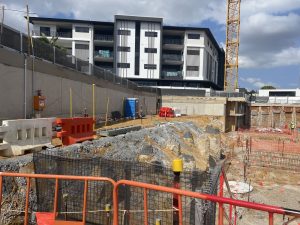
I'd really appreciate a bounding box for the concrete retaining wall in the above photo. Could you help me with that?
[161,96,227,116]
[0,47,157,121]
[250,104,300,128]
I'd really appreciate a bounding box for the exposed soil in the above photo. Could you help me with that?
[224,132,300,225]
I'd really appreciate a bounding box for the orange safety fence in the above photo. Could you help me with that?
[1,172,300,225]
[0,172,115,225]
[113,178,300,225]
[249,138,300,154]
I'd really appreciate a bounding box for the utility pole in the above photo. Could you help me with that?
[0,5,4,44]
[26,4,35,117]
[26,4,31,55]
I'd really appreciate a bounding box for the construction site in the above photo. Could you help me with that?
[0,1,300,225]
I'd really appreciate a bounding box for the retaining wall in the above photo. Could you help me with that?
[0,47,157,121]
[161,96,227,116]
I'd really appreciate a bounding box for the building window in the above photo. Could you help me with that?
[187,50,200,55]
[135,22,141,75]
[188,33,201,39]
[186,66,199,71]
[145,31,157,37]
[40,26,50,36]
[75,44,89,49]
[117,29,131,35]
[117,63,130,68]
[145,48,157,53]
[144,64,157,69]
[117,46,130,52]
[75,26,89,33]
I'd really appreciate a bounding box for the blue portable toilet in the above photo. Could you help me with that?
[124,98,139,119]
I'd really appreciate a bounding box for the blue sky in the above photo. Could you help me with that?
[2,0,300,91]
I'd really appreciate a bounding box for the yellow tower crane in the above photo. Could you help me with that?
[224,0,241,91]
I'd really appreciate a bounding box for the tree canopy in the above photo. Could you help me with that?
[261,85,276,90]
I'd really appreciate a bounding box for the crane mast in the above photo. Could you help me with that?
[224,0,241,91]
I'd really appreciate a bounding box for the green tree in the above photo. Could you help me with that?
[261,85,276,90]
[38,34,66,51]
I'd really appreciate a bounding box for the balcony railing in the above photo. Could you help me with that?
[161,71,183,79]
[163,39,183,45]
[56,31,72,38]
[162,54,182,61]
[33,30,72,38]
[94,34,114,41]
[94,50,113,58]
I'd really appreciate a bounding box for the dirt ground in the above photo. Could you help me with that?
[99,117,300,224]
[7,115,300,224]
[224,134,300,225]
[96,115,224,130]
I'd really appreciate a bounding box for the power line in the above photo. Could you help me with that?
[2,8,37,14]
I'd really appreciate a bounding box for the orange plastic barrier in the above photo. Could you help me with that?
[56,117,95,146]
[159,107,174,117]
[36,212,54,225]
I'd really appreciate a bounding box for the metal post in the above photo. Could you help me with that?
[218,173,224,225]
[0,175,3,215]
[26,5,31,56]
[105,204,111,225]
[269,213,274,225]
[69,88,73,118]
[0,6,4,45]
[24,177,31,225]
[82,180,88,224]
[53,46,56,63]
[172,159,183,225]
[113,184,119,225]
[24,56,27,119]
[53,178,59,218]
[92,84,95,131]
[144,188,148,225]
[20,32,23,52]
[105,97,110,126]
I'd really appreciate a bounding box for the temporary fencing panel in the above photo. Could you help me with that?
[1,172,300,225]
[250,138,300,154]
[56,117,95,146]
[238,135,300,172]
[33,150,221,225]
[0,173,115,225]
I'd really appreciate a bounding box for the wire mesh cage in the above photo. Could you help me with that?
[33,150,221,225]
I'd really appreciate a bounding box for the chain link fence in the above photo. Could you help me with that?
[33,150,222,225]
[0,24,158,94]
[208,90,246,98]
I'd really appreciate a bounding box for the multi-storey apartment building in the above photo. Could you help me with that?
[29,15,224,89]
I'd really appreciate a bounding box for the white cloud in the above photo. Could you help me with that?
[239,6,300,68]
[240,76,278,89]
[1,0,226,28]
[1,0,300,70]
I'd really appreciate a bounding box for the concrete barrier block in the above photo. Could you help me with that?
[0,118,55,156]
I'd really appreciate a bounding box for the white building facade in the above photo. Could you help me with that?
[30,15,224,89]
[258,89,300,104]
